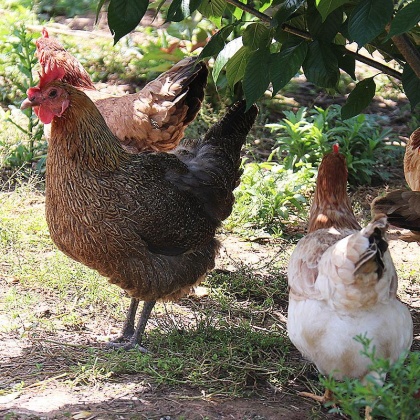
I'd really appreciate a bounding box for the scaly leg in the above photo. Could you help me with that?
[107,299,156,352]
[106,298,139,347]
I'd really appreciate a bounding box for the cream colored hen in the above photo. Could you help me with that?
[287,145,413,404]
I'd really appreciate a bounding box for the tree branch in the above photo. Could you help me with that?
[224,0,402,80]
[391,34,420,79]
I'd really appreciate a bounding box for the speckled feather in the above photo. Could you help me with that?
[44,82,258,302]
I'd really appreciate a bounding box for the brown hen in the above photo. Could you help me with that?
[36,28,208,153]
[21,65,258,350]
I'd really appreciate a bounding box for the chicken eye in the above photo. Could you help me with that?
[48,89,58,98]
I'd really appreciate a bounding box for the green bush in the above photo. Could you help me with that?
[267,105,402,186]
[227,160,315,236]
[321,336,420,420]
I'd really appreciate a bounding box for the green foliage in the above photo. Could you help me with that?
[267,105,402,186]
[321,335,420,420]
[35,0,96,17]
[100,0,420,114]
[227,160,315,235]
[0,24,46,174]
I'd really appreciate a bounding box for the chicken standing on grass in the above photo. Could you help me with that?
[21,64,258,351]
[287,144,413,407]
[35,28,208,153]
[371,128,420,242]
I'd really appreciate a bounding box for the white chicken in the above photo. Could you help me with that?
[287,145,413,405]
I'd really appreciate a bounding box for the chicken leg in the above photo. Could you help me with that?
[107,299,156,351]
[298,388,334,404]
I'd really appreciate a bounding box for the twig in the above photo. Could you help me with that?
[391,33,420,79]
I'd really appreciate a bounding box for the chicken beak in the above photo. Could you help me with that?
[21,97,35,110]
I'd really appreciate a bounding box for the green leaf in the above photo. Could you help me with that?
[387,0,420,39]
[166,0,202,22]
[348,0,393,48]
[198,24,235,60]
[198,0,226,19]
[272,0,306,27]
[212,37,243,83]
[315,0,348,22]
[270,39,308,94]
[332,45,356,79]
[244,48,271,108]
[341,77,376,120]
[226,46,253,88]
[302,41,339,88]
[307,1,343,42]
[402,64,420,109]
[108,0,149,43]
[242,23,271,51]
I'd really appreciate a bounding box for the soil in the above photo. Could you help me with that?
[1,16,419,420]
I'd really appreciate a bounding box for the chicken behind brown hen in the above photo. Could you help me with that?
[21,65,258,350]
[36,28,208,153]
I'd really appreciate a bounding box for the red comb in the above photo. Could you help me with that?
[38,62,65,88]
[333,143,339,154]
[42,27,49,38]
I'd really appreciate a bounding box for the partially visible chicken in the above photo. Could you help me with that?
[21,64,258,350]
[308,143,361,233]
[371,189,420,242]
[287,145,413,405]
[35,28,208,153]
[370,128,420,242]
[404,128,420,191]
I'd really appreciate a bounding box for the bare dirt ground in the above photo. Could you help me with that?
[0,227,419,420]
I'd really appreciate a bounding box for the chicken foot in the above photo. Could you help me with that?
[107,299,156,351]
[298,388,334,404]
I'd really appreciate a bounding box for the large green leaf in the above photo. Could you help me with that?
[348,0,393,47]
[212,37,243,83]
[198,24,235,60]
[270,39,308,94]
[272,0,306,27]
[387,0,420,39]
[341,77,376,120]
[166,0,203,22]
[302,41,339,88]
[315,0,348,22]
[307,1,343,42]
[242,23,271,50]
[198,0,226,19]
[226,46,253,88]
[402,64,420,109]
[332,45,356,79]
[108,0,149,43]
[244,48,271,109]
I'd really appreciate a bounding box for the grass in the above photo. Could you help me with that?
[0,181,296,399]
